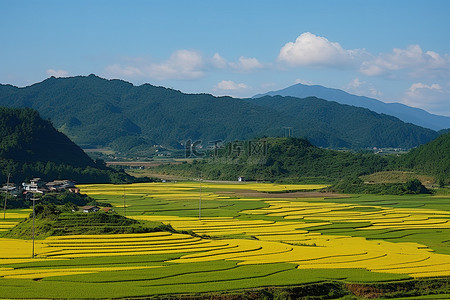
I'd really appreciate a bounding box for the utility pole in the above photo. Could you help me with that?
[31,193,38,258]
[3,173,10,220]
[199,172,202,220]
[123,187,126,217]
[283,127,293,137]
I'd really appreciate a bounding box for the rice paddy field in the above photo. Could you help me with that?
[1,181,449,298]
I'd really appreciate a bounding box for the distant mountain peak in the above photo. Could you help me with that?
[255,83,450,131]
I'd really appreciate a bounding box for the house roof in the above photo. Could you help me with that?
[80,205,99,210]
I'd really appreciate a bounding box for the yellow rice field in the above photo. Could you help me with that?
[242,200,450,230]
[0,265,159,279]
[2,224,447,278]
[130,214,450,278]
[1,181,450,282]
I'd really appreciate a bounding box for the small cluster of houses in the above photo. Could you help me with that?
[2,178,79,197]
[21,178,79,195]
[2,178,114,214]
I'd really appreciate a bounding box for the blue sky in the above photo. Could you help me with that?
[1,0,450,116]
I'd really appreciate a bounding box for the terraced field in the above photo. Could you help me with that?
[0,182,449,298]
[0,210,30,232]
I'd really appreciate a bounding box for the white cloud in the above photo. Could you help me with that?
[105,51,265,81]
[294,78,314,85]
[211,53,264,72]
[229,56,263,71]
[105,64,144,77]
[360,45,450,78]
[215,80,248,91]
[211,53,227,69]
[278,32,363,67]
[347,77,364,89]
[105,50,205,81]
[402,82,450,116]
[46,69,69,77]
[345,78,382,98]
[277,33,450,84]
[148,50,205,80]
[407,82,442,95]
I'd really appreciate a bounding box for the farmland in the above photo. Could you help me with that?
[1,181,449,298]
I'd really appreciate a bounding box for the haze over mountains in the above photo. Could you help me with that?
[0,75,439,152]
[255,83,450,131]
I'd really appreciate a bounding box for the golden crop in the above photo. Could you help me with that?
[2,182,449,280]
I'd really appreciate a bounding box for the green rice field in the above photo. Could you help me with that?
[0,182,449,298]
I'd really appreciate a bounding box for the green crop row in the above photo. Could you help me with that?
[0,263,411,299]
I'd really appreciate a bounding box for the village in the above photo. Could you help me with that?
[2,178,112,213]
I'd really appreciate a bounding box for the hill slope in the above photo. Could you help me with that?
[0,107,95,168]
[0,75,439,150]
[255,83,450,131]
[0,107,131,183]
[400,132,450,182]
[153,137,391,183]
[247,96,437,149]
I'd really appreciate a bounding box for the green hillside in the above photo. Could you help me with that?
[400,132,450,183]
[0,107,133,183]
[153,136,446,193]
[3,206,172,239]
[153,137,392,183]
[0,75,438,151]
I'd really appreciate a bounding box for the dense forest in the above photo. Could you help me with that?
[0,75,439,151]
[399,131,450,184]
[247,96,437,148]
[0,107,135,184]
[153,137,393,183]
[153,135,449,193]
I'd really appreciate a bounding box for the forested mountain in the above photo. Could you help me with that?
[247,96,437,149]
[400,132,450,182]
[255,83,450,131]
[0,107,132,183]
[0,75,439,151]
[0,75,287,149]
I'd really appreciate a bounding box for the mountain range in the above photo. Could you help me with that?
[255,83,450,131]
[0,75,439,151]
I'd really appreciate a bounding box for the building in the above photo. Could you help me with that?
[80,206,100,213]
[46,180,76,192]
[22,179,78,195]
[22,178,47,194]
[101,207,114,213]
[2,183,20,197]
